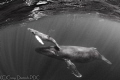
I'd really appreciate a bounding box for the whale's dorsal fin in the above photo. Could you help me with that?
[64,59,82,78]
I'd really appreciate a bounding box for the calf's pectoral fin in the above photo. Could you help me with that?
[35,35,44,45]
[101,55,112,65]
[64,59,82,78]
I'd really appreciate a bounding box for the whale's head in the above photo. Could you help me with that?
[35,46,63,60]
[35,46,61,58]
[28,28,39,35]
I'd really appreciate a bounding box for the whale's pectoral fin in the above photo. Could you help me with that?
[101,55,112,65]
[35,35,44,45]
[64,59,82,78]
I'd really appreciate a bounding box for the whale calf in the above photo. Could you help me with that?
[28,28,60,50]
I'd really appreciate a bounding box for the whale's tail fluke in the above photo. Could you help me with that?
[101,55,112,65]
[94,49,112,65]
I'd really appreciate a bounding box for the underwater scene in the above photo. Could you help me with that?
[0,0,120,80]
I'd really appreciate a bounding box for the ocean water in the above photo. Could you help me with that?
[0,13,120,80]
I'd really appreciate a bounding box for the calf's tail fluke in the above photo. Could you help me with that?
[101,55,112,65]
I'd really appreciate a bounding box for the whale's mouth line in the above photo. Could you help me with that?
[35,46,56,54]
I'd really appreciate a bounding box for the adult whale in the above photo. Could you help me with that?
[28,28,112,78]
[35,45,112,78]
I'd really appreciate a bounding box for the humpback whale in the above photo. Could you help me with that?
[36,46,112,64]
[28,28,60,50]
[28,28,112,78]
[35,46,112,77]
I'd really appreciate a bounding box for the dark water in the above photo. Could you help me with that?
[1,0,120,80]
[1,13,120,80]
